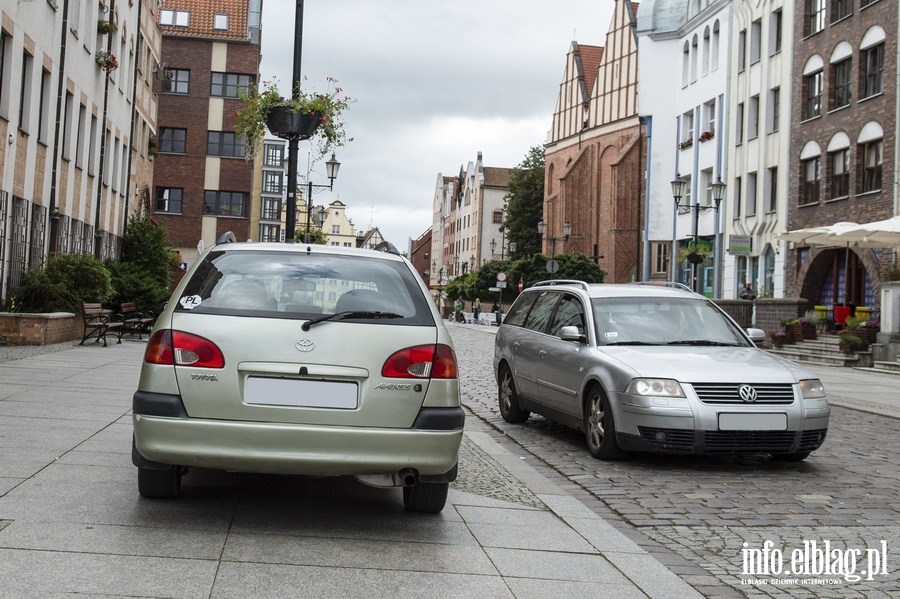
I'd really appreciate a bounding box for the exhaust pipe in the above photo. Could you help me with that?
[399,468,417,487]
[355,468,419,488]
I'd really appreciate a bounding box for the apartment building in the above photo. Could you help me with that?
[151,0,262,263]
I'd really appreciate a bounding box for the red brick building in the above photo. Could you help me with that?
[787,0,896,315]
[152,0,262,264]
[544,0,644,283]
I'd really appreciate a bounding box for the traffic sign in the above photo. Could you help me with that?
[496,271,508,283]
[518,279,524,291]
[496,282,507,289]
[546,259,559,274]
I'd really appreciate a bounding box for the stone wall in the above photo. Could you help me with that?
[715,299,809,345]
[0,313,81,346]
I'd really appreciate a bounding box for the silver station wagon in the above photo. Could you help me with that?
[494,280,829,461]
[132,236,463,513]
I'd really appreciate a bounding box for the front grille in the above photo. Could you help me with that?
[692,383,794,405]
[704,430,796,452]
[638,426,696,450]
[798,429,828,451]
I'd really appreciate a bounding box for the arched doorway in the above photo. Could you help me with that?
[800,248,872,310]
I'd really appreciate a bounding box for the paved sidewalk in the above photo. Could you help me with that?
[0,340,700,598]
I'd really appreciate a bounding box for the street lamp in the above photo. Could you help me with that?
[673,174,725,294]
[670,173,686,284]
[537,219,572,258]
[297,153,340,243]
[469,256,475,272]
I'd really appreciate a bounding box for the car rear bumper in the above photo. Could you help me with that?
[132,392,462,477]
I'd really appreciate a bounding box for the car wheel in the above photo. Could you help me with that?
[772,451,811,462]
[498,365,530,423]
[138,465,182,498]
[584,386,626,461]
[403,482,449,513]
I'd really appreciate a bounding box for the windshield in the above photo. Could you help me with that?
[592,297,749,347]
[174,250,433,326]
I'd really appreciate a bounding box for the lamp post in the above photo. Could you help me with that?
[297,153,340,243]
[671,174,686,284]
[469,256,475,273]
[672,174,725,294]
[499,225,506,260]
[536,219,572,258]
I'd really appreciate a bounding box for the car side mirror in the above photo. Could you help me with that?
[746,327,766,344]
[559,325,586,343]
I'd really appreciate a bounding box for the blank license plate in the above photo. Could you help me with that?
[244,377,358,409]
[718,413,787,431]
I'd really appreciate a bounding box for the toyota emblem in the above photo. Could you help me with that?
[295,339,315,352]
[738,385,758,402]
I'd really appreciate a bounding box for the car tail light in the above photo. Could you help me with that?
[144,330,225,368]
[382,344,458,379]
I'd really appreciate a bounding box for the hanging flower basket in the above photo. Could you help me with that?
[265,107,321,141]
[95,51,118,74]
[97,19,116,35]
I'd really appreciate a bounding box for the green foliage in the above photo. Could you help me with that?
[106,215,174,315]
[5,269,78,313]
[6,253,112,313]
[295,227,328,244]
[504,146,545,260]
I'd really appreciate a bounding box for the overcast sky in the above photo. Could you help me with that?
[259,1,616,251]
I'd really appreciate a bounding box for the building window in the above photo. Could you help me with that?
[832,59,852,109]
[768,87,780,133]
[806,0,825,36]
[832,0,852,21]
[860,140,883,193]
[801,157,820,205]
[862,44,884,98]
[735,103,744,145]
[733,176,742,218]
[769,10,782,55]
[332,225,341,234]
[746,172,757,216]
[261,197,281,220]
[0,31,8,119]
[803,71,823,119]
[765,167,778,213]
[492,211,503,224]
[207,131,245,158]
[159,128,186,153]
[737,30,746,72]
[160,9,190,27]
[682,41,690,86]
[204,191,245,217]
[259,224,279,242]
[750,19,761,64]
[262,171,282,194]
[210,72,251,98]
[214,13,229,30]
[264,144,283,166]
[860,0,879,6]
[829,149,850,199]
[162,68,189,94]
[155,187,183,213]
[748,95,759,139]
[652,243,668,274]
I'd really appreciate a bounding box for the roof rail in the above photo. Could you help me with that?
[373,240,401,256]
[532,279,591,291]
[628,281,695,293]
[216,231,237,244]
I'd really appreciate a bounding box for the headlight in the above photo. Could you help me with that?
[626,378,685,398]
[799,379,826,399]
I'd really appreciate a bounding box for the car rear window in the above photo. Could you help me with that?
[174,250,434,326]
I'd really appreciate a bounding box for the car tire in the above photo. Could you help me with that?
[498,365,530,423]
[138,465,182,498]
[584,386,626,461]
[772,451,811,462]
[403,482,448,513]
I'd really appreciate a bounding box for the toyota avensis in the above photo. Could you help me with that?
[132,235,463,513]
[494,280,829,461]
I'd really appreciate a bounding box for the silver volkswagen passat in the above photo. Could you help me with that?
[494,280,829,461]
[132,236,463,513]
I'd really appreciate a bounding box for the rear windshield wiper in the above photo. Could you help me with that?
[667,340,738,346]
[301,311,403,331]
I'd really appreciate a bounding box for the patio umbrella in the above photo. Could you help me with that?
[827,216,900,248]
[774,222,861,306]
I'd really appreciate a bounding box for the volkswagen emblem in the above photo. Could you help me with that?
[295,339,315,353]
[738,384,758,403]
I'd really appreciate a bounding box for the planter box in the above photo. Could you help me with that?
[788,323,817,342]
[266,107,321,140]
[0,312,80,346]
[847,327,878,345]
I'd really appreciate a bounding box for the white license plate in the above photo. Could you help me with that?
[244,377,358,409]
[718,413,787,431]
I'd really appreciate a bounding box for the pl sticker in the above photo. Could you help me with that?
[179,295,203,310]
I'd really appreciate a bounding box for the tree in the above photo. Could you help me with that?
[107,214,175,315]
[504,146,545,259]
[295,227,328,244]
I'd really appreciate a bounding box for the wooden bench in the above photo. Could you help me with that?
[80,303,123,347]
[119,301,155,340]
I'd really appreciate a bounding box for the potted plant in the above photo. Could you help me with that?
[147,138,158,161]
[771,330,791,348]
[837,330,867,353]
[677,240,712,265]
[97,19,116,35]
[235,77,353,160]
[95,51,118,74]
[699,130,714,142]
[846,317,879,345]
[679,138,693,150]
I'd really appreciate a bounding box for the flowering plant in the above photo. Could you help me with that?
[774,331,787,338]
[797,316,809,325]
[679,138,693,150]
[95,51,118,74]
[861,320,880,328]
[97,19,116,35]
[235,77,353,160]
[699,130,715,142]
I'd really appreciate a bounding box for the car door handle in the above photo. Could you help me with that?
[513,341,520,350]
[539,348,547,358]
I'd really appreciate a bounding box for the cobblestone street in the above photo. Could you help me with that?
[450,324,900,598]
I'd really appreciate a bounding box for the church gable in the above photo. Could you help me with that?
[591,0,640,126]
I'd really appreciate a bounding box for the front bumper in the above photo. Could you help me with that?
[132,391,463,478]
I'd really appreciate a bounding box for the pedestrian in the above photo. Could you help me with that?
[454,297,464,323]
[739,282,756,301]
[473,298,481,325]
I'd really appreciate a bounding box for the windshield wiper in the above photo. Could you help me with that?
[667,340,738,346]
[301,311,403,331]
[605,341,658,346]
